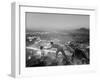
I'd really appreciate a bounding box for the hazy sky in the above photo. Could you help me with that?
[26,12,89,31]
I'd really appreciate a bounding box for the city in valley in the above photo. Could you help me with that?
[26,28,89,67]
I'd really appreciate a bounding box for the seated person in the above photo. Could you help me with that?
[49,42,72,65]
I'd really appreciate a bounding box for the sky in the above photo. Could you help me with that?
[26,12,89,31]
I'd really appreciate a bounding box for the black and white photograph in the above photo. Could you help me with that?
[25,12,90,67]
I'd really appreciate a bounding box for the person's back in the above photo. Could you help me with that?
[50,42,72,64]
[72,48,87,60]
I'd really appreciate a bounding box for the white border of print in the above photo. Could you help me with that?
[11,2,96,78]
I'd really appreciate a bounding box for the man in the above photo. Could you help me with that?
[49,42,72,65]
[72,47,89,64]
[66,41,89,64]
[39,46,45,61]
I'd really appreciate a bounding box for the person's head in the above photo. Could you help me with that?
[50,41,54,45]
[40,46,43,50]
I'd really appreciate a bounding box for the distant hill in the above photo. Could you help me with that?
[69,28,89,44]
[76,28,89,33]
